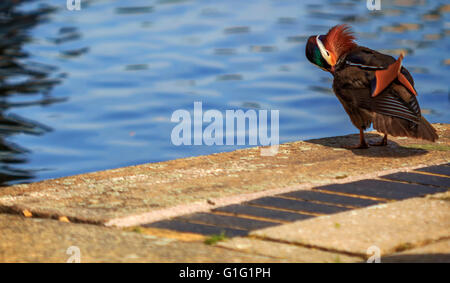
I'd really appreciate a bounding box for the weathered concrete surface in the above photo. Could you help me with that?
[0,214,282,263]
[427,190,450,201]
[251,198,450,257]
[0,124,448,225]
[382,239,450,263]
[217,237,362,263]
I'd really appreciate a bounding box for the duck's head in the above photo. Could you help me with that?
[305,24,357,73]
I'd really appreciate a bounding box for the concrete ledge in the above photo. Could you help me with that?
[0,124,449,262]
[0,124,448,227]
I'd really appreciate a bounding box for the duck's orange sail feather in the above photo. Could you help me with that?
[371,53,417,97]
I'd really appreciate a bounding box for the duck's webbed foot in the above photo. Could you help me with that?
[342,129,369,149]
[369,134,388,146]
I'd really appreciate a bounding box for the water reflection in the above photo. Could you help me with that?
[0,0,449,186]
[0,1,62,185]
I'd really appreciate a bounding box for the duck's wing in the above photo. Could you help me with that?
[343,47,417,97]
[335,49,420,124]
[334,47,437,141]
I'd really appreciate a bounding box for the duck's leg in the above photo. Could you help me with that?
[369,134,388,146]
[342,129,369,149]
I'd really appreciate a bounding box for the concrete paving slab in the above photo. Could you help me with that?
[382,239,450,263]
[415,165,450,176]
[217,237,362,263]
[0,214,281,263]
[381,172,450,188]
[251,198,450,257]
[0,124,448,226]
[315,179,446,200]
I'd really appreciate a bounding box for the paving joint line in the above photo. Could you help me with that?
[209,210,286,224]
[312,188,392,202]
[411,170,450,179]
[274,194,361,209]
[244,203,323,217]
[379,175,450,189]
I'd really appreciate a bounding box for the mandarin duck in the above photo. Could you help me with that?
[305,24,438,148]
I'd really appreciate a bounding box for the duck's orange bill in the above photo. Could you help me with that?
[371,54,417,97]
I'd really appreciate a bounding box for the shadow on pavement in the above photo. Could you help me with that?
[380,253,450,263]
[306,132,428,158]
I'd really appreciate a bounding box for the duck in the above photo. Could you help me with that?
[305,24,438,149]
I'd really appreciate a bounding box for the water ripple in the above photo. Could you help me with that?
[0,0,448,185]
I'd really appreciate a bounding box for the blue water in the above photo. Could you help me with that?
[1,0,449,185]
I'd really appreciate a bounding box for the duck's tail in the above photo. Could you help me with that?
[373,113,438,142]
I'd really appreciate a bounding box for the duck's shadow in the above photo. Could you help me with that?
[306,132,428,158]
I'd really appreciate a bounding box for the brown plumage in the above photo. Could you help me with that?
[305,25,438,148]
